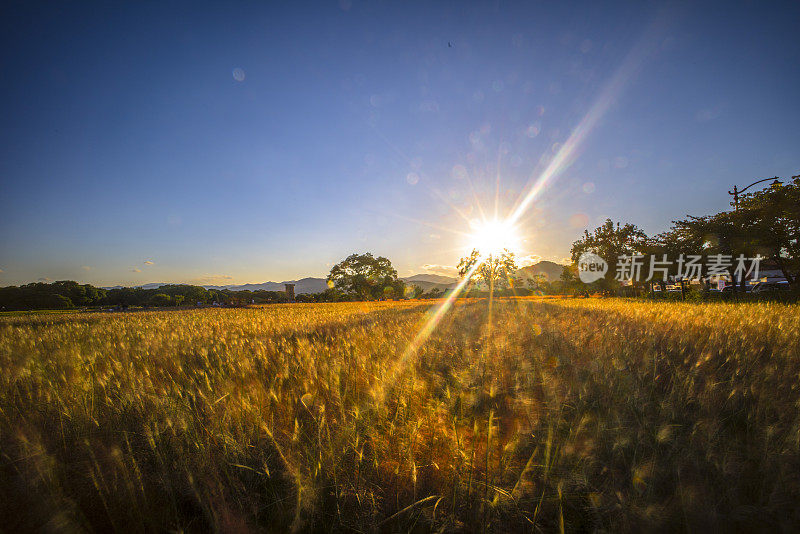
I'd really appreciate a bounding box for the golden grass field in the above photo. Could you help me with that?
[2,298,799,532]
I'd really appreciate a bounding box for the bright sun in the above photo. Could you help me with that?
[467,218,521,258]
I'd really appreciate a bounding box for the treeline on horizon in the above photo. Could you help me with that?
[563,174,799,295]
[0,280,458,312]
[5,175,796,311]
[0,278,562,312]
[0,281,319,311]
[0,281,285,311]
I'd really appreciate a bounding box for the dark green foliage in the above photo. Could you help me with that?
[570,219,648,294]
[327,252,406,300]
[567,177,800,296]
[0,280,103,310]
[0,282,297,311]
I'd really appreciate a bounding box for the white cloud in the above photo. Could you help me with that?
[144,260,155,265]
[81,265,91,271]
[38,277,52,282]
[421,264,457,276]
[517,254,542,267]
[131,268,142,273]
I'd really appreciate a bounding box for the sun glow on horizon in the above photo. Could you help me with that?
[466,218,522,258]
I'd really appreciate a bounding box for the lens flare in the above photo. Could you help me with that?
[383,20,664,409]
[508,32,655,226]
[376,260,481,405]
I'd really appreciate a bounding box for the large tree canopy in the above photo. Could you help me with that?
[327,253,404,300]
[568,178,800,292]
[570,219,649,292]
[734,176,799,284]
[649,177,799,286]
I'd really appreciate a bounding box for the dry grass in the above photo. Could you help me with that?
[1,299,799,532]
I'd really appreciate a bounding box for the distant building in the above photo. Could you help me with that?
[285,283,295,302]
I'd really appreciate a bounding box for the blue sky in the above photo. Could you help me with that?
[1,1,798,286]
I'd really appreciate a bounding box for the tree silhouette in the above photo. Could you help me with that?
[570,219,648,293]
[457,249,517,293]
[327,252,404,300]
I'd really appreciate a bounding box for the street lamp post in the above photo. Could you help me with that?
[728,177,783,210]
[726,175,790,294]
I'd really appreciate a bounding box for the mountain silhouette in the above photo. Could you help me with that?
[103,261,566,294]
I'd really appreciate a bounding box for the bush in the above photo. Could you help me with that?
[149,293,173,307]
[48,294,74,309]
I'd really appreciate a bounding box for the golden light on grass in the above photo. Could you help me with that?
[2,299,799,532]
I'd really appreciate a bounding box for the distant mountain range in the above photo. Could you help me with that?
[400,275,457,292]
[103,261,566,294]
[516,260,566,282]
[104,278,330,294]
[403,274,458,284]
[205,277,328,294]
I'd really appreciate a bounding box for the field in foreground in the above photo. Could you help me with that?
[1,299,799,532]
